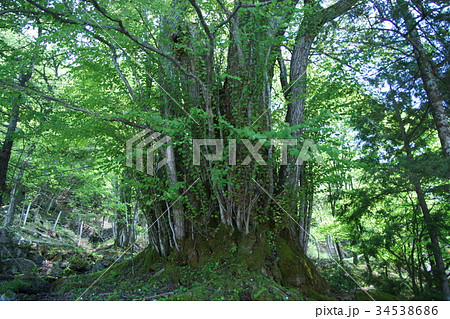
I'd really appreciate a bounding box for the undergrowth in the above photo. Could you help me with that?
[57,255,305,301]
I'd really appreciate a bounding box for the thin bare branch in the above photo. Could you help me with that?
[188,0,215,44]
[88,31,137,100]
[23,0,205,88]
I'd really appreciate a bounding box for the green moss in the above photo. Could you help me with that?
[207,224,236,260]
[63,267,76,276]
[356,290,404,301]
[50,277,67,292]
[173,286,214,301]
[305,287,334,301]
[276,236,307,286]
[275,235,328,294]
[237,234,272,273]
[68,255,89,271]
[105,294,119,301]
[28,223,328,301]
[252,287,274,300]
[0,278,32,294]
[135,247,162,272]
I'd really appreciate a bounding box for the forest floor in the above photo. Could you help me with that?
[0,221,404,301]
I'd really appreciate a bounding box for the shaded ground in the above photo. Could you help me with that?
[1,225,404,301]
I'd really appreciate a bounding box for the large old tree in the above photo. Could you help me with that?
[1,0,449,300]
[0,0,390,296]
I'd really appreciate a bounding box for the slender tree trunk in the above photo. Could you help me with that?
[396,109,450,300]
[165,141,184,241]
[3,144,35,227]
[0,71,33,205]
[335,240,344,262]
[78,220,84,246]
[410,177,449,300]
[53,211,62,232]
[363,251,373,279]
[279,0,359,251]
[3,187,18,227]
[130,200,138,244]
[398,0,450,157]
[326,234,334,257]
[22,200,32,227]
[44,196,54,216]
[115,210,130,248]
[157,3,189,244]
[278,35,314,191]
[0,103,19,205]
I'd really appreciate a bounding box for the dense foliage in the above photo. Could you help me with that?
[0,0,448,300]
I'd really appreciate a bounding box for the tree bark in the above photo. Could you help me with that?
[77,220,84,246]
[395,108,450,300]
[3,144,35,227]
[0,71,33,205]
[279,0,359,251]
[22,200,32,227]
[53,210,62,232]
[398,0,450,157]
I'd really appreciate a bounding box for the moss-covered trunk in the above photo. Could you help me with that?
[135,1,329,297]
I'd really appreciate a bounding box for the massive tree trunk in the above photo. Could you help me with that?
[143,2,359,293]
[218,5,274,233]
[135,1,329,294]
[155,2,192,245]
[14,0,362,295]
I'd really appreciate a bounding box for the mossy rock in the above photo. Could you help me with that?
[1,258,37,274]
[68,255,89,272]
[0,290,16,301]
[134,247,162,272]
[0,273,48,294]
[0,278,32,294]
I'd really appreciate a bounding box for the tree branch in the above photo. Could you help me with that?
[188,0,215,44]
[23,0,205,88]
[215,0,285,31]
[277,50,289,93]
[88,31,137,100]
[241,0,274,8]
[0,9,40,16]
[0,80,147,129]
[215,1,242,31]
[84,0,126,29]
[320,0,361,25]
